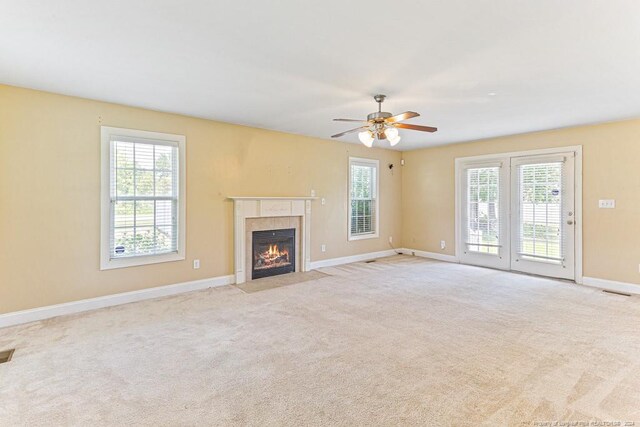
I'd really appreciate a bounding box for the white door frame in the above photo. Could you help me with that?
[454,145,583,284]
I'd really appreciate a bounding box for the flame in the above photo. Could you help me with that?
[255,242,290,270]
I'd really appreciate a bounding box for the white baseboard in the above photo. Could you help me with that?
[399,248,459,263]
[309,249,398,269]
[0,274,235,329]
[582,276,640,295]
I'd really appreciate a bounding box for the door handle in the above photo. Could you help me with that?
[567,220,574,225]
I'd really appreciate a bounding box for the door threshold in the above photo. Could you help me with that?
[461,262,576,284]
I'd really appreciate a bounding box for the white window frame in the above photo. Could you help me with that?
[100,126,186,270]
[348,157,380,241]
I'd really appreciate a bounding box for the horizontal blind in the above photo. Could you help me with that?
[110,137,179,259]
[465,167,500,254]
[516,161,564,263]
[350,163,376,235]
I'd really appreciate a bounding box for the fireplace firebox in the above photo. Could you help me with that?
[252,228,296,279]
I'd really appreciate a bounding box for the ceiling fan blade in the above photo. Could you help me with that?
[385,111,420,123]
[393,123,438,133]
[331,126,369,138]
[333,118,369,123]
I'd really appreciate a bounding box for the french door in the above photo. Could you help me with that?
[510,154,575,279]
[458,151,577,281]
[459,161,510,270]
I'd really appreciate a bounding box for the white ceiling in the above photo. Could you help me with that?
[2,1,640,150]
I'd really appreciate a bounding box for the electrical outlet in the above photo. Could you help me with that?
[193,259,200,269]
[321,244,326,252]
[599,199,615,208]
[440,240,446,250]
[388,236,393,244]
[311,189,316,197]
[321,197,326,205]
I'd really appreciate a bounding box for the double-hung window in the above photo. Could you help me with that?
[100,127,186,269]
[348,157,379,240]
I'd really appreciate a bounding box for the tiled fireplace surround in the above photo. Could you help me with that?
[230,197,315,284]
[246,216,300,279]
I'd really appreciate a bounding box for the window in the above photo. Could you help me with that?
[516,161,564,263]
[100,127,186,270]
[465,166,501,255]
[348,157,379,240]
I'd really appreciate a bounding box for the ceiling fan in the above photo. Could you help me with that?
[331,94,437,147]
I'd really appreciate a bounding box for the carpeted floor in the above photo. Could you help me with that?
[1,255,639,426]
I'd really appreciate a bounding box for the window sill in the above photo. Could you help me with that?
[100,252,185,270]
[348,232,379,242]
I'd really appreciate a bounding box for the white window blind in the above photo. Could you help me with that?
[349,159,378,237]
[466,166,500,255]
[516,161,564,263]
[109,136,179,259]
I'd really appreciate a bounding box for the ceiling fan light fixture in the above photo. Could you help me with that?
[388,135,401,147]
[385,126,399,140]
[331,95,437,146]
[358,130,374,147]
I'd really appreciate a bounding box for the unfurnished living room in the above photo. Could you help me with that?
[1,1,640,425]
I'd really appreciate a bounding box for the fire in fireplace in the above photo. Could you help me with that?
[252,228,296,279]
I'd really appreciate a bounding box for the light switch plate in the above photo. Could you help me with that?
[599,199,615,209]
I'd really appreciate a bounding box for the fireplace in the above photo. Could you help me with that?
[252,228,296,279]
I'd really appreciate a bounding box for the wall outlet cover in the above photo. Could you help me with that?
[598,199,615,208]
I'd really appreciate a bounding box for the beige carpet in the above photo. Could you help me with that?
[1,255,639,426]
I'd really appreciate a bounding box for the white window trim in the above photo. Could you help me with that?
[100,126,186,270]
[348,157,380,241]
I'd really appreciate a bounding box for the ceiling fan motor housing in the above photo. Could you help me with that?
[367,111,392,122]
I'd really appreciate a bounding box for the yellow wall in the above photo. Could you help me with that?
[0,85,402,314]
[3,82,639,315]
[402,119,640,286]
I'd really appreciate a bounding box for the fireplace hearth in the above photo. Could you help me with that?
[252,228,296,279]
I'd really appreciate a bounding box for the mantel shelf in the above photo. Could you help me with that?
[228,196,318,201]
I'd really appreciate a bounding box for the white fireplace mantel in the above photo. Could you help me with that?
[229,196,317,284]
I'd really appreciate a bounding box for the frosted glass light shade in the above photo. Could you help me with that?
[358,131,374,147]
[385,126,399,140]
[388,135,401,146]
